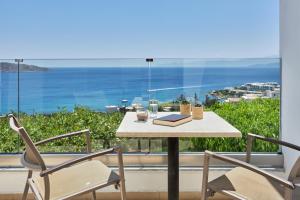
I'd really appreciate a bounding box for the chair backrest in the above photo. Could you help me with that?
[8,114,46,170]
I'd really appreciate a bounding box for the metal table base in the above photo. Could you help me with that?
[168,138,179,200]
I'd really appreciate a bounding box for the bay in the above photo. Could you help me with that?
[0,65,280,114]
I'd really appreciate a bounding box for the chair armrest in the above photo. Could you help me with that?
[205,150,295,190]
[40,147,119,177]
[246,133,300,163]
[35,129,91,153]
[248,133,300,151]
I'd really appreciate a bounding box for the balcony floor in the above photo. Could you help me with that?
[0,167,285,200]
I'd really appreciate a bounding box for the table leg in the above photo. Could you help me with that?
[168,137,179,200]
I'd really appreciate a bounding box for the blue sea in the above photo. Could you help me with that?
[1,64,280,114]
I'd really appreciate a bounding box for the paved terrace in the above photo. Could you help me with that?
[0,167,285,200]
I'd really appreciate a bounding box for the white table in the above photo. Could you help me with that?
[116,111,241,200]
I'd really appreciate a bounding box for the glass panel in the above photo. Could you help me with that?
[17,59,148,153]
[0,58,281,154]
[150,58,281,152]
[0,59,20,153]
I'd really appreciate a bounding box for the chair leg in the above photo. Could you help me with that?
[201,153,210,200]
[92,191,96,200]
[284,188,293,200]
[22,170,32,200]
[117,148,127,200]
[120,181,126,200]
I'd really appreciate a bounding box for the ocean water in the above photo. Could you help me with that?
[1,65,280,114]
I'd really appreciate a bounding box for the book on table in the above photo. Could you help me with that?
[153,114,192,127]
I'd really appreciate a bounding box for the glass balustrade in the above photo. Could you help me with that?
[0,58,281,154]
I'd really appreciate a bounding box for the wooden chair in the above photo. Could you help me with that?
[8,114,126,200]
[201,133,300,200]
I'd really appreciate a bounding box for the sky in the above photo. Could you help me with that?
[0,0,279,59]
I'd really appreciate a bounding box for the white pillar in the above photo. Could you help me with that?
[280,0,300,172]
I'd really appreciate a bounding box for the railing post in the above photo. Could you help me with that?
[14,59,23,154]
[146,58,154,153]
[146,58,154,100]
[14,59,23,119]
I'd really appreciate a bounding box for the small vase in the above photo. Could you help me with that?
[192,106,203,119]
[180,104,191,115]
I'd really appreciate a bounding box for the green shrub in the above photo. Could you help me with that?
[0,99,280,153]
[189,98,280,152]
[0,107,124,153]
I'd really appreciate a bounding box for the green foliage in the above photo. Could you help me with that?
[0,107,124,153]
[158,102,180,112]
[0,117,19,152]
[190,98,280,152]
[177,94,190,105]
[0,99,280,153]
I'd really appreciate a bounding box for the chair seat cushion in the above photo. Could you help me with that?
[32,160,120,200]
[208,167,285,200]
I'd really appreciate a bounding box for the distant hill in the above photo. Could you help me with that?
[0,62,48,72]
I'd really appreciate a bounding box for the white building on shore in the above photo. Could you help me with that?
[242,82,280,91]
[265,88,280,98]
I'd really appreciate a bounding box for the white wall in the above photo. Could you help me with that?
[280,0,300,172]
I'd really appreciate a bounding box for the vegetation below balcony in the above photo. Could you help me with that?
[0,98,279,153]
[189,98,279,152]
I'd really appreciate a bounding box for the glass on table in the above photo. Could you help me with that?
[149,99,158,118]
[136,107,148,121]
